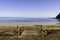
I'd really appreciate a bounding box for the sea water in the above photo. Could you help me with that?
[0,17,59,24]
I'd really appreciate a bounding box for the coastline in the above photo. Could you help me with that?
[0,22,59,25]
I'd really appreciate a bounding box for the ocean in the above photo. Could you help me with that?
[0,17,59,24]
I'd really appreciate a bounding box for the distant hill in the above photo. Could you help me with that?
[56,13,60,19]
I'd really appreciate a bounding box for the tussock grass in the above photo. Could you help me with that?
[0,24,60,40]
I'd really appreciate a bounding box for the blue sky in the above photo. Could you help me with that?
[0,0,60,18]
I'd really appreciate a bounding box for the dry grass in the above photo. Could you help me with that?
[0,36,41,40]
[0,24,60,40]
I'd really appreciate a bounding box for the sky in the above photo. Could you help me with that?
[0,0,60,18]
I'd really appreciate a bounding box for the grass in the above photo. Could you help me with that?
[56,35,60,40]
[0,24,60,40]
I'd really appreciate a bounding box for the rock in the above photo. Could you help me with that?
[56,13,60,19]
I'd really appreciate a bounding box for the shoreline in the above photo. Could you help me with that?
[0,22,60,24]
[0,23,60,26]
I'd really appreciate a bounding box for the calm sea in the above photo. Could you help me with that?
[0,17,59,24]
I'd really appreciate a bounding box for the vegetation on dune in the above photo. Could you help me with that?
[0,25,60,40]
